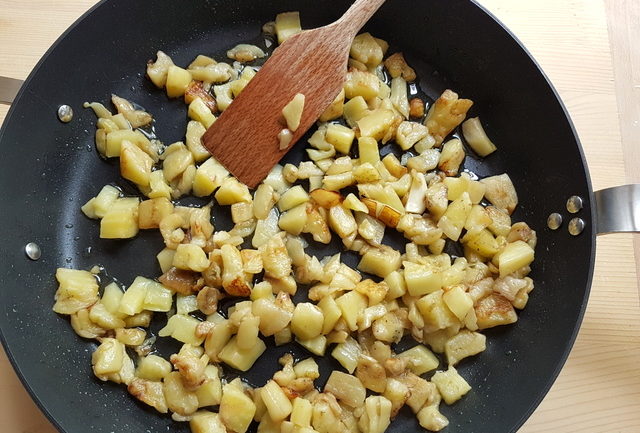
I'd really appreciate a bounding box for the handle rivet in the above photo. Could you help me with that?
[547,213,563,230]
[57,105,73,123]
[566,195,583,213]
[25,242,41,260]
[568,218,585,236]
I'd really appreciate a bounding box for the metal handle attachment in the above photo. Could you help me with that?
[0,76,24,105]
[594,184,640,234]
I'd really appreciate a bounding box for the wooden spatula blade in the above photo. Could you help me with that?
[202,30,348,188]
[202,0,386,188]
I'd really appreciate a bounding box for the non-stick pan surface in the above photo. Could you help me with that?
[0,1,595,432]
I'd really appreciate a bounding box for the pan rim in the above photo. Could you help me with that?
[0,1,597,433]
[0,2,111,431]
[467,1,596,431]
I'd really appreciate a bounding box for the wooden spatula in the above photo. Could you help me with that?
[202,0,386,188]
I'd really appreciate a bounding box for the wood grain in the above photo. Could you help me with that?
[0,1,638,433]
[204,0,385,188]
[480,1,640,432]
[604,0,640,290]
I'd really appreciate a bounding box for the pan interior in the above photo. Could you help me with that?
[0,1,594,432]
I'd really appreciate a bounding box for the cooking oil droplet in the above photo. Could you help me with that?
[25,242,41,260]
[547,213,562,230]
[463,169,479,180]
[568,217,585,236]
[566,195,583,213]
[57,105,73,123]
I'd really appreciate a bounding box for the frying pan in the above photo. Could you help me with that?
[0,0,637,432]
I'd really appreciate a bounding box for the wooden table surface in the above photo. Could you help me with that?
[1,1,638,432]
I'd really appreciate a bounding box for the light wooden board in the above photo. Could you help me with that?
[604,0,640,284]
[0,1,638,432]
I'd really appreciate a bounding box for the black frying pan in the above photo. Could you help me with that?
[1,0,634,432]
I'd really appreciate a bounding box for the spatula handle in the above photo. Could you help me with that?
[336,0,386,38]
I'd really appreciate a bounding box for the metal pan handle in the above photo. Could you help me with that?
[595,184,640,234]
[0,76,23,105]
